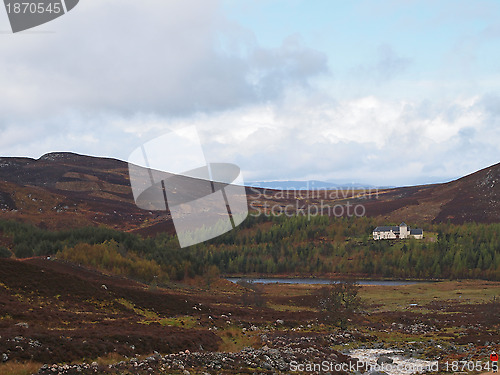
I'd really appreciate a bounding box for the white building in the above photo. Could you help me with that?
[373,222,423,240]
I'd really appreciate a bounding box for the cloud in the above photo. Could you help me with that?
[94,92,494,186]
[0,0,327,120]
[249,35,329,98]
[0,90,497,186]
[0,1,498,187]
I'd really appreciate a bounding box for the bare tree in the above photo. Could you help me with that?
[318,280,361,328]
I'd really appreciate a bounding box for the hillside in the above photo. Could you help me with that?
[0,153,174,234]
[363,162,500,224]
[0,152,499,234]
[0,154,498,373]
[0,257,498,374]
[248,162,500,225]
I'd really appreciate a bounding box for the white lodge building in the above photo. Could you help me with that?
[373,222,423,240]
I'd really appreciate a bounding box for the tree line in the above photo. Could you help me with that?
[0,215,499,281]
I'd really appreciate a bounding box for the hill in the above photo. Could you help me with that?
[247,162,500,225]
[0,256,221,364]
[0,152,174,234]
[0,152,499,235]
[247,180,379,190]
[362,162,500,224]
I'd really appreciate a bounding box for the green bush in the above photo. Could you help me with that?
[0,246,11,258]
[14,243,33,258]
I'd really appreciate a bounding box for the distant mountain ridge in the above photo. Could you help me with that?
[247,180,385,190]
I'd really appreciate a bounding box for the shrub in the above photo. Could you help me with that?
[318,280,361,328]
[0,246,11,258]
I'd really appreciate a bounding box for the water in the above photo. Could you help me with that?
[348,349,438,375]
[226,277,428,286]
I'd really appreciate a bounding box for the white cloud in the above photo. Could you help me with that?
[0,0,327,120]
[0,90,496,186]
[0,1,498,187]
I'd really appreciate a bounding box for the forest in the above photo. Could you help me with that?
[0,214,499,282]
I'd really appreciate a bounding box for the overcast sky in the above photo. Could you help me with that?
[1,0,499,186]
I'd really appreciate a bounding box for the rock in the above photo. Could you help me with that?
[369,371,388,375]
[15,322,29,328]
[261,361,273,370]
[377,355,393,365]
[2,353,8,362]
[268,348,280,358]
[276,319,284,325]
[276,358,287,371]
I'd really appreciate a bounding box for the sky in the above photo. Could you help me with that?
[0,0,499,186]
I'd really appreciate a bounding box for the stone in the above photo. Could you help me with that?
[377,355,393,365]
[261,361,273,370]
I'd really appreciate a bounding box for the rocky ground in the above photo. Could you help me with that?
[0,259,498,375]
[31,329,498,375]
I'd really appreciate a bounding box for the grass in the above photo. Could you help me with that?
[116,298,160,320]
[0,361,42,375]
[218,327,260,352]
[359,280,500,312]
[261,280,500,313]
[153,316,197,329]
[267,302,317,312]
[95,352,130,366]
[116,298,197,328]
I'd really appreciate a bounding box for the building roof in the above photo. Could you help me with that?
[373,226,400,233]
[374,225,423,235]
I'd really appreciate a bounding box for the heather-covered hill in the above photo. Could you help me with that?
[0,152,499,231]
[363,162,500,224]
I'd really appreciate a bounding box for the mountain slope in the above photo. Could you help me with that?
[0,152,499,229]
[0,152,172,232]
[364,162,500,224]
